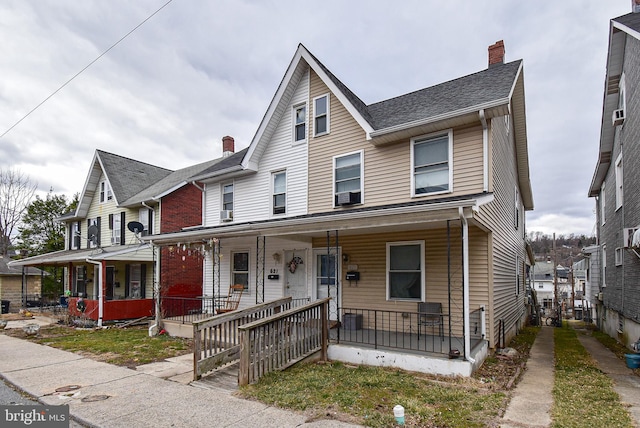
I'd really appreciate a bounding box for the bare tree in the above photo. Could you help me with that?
[0,168,37,256]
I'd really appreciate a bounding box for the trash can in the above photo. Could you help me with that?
[343,313,363,330]
[1,300,9,314]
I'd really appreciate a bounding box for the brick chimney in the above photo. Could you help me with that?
[488,40,505,67]
[222,136,235,157]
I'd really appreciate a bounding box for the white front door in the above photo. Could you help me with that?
[314,249,340,321]
[284,250,307,300]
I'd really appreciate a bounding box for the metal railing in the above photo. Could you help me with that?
[337,307,454,356]
[238,298,329,385]
[161,296,218,323]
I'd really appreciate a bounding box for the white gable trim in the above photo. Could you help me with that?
[242,44,374,169]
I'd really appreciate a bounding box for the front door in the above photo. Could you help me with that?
[284,250,307,301]
[314,249,340,321]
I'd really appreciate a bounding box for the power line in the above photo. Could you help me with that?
[0,0,174,140]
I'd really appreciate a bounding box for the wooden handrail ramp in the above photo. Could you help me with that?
[238,298,330,385]
[193,297,292,380]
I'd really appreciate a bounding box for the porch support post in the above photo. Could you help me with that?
[459,207,473,362]
[86,258,103,327]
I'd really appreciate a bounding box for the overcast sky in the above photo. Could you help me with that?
[0,1,632,237]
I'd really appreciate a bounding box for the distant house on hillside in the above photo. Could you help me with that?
[588,11,640,349]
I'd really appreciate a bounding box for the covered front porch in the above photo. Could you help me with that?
[8,244,156,325]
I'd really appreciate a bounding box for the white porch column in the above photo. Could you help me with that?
[86,258,103,327]
[459,207,473,363]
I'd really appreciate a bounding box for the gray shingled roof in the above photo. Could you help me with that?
[120,157,227,206]
[614,12,640,32]
[190,148,249,180]
[0,256,41,275]
[367,61,522,130]
[307,45,521,131]
[97,150,172,203]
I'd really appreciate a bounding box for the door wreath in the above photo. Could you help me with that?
[288,256,304,273]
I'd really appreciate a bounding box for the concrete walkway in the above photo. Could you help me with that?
[500,324,640,428]
[577,332,640,427]
[0,334,360,428]
[500,325,555,428]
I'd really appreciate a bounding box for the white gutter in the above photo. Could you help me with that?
[370,99,509,138]
[459,207,474,363]
[86,258,103,327]
[479,109,489,192]
[190,181,205,192]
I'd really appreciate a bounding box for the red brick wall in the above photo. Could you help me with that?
[160,184,203,297]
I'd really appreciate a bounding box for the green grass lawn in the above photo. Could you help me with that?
[552,324,634,428]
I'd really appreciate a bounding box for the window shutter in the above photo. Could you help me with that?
[148,209,153,235]
[96,217,101,246]
[109,214,114,229]
[125,264,130,297]
[68,224,72,250]
[120,212,126,245]
[140,264,146,299]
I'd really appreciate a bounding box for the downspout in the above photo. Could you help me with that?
[149,241,160,337]
[86,259,103,327]
[459,207,474,363]
[141,202,160,337]
[479,109,489,193]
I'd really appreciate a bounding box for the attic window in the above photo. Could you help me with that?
[314,94,330,136]
[293,104,307,143]
[100,181,113,203]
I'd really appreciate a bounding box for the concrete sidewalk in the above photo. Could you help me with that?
[0,334,360,428]
[500,325,555,428]
[576,331,640,426]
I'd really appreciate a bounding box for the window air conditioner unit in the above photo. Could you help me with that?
[220,210,233,222]
[632,228,640,249]
[336,191,360,206]
[623,227,638,248]
[612,108,625,126]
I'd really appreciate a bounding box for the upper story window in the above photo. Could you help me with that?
[602,245,607,287]
[334,151,362,206]
[100,180,113,203]
[293,104,307,143]
[87,218,100,248]
[514,187,520,229]
[71,222,80,250]
[272,171,286,215]
[600,182,606,225]
[222,183,234,212]
[515,255,522,295]
[139,207,151,236]
[386,241,425,301]
[411,132,452,196]
[110,213,122,245]
[615,153,623,210]
[314,94,330,136]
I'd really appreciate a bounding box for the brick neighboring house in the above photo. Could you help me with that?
[589,11,640,348]
[0,256,41,313]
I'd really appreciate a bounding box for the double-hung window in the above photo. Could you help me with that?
[222,183,234,212]
[600,182,606,225]
[314,94,329,136]
[139,207,152,236]
[615,154,623,210]
[334,151,362,206]
[232,252,249,290]
[87,218,100,248]
[111,214,122,244]
[71,222,80,250]
[293,104,306,143]
[386,241,425,301]
[412,132,452,196]
[99,181,112,203]
[514,187,520,229]
[272,171,286,215]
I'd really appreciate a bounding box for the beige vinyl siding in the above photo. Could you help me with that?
[312,226,489,337]
[475,117,527,346]
[307,71,485,213]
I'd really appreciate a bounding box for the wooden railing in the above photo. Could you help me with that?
[238,298,329,386]
[192,297,292,380]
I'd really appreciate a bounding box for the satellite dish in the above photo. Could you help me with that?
[127,221,144,234]
[87,225,99,245]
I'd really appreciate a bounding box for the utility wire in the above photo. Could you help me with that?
[0,0,174,139]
